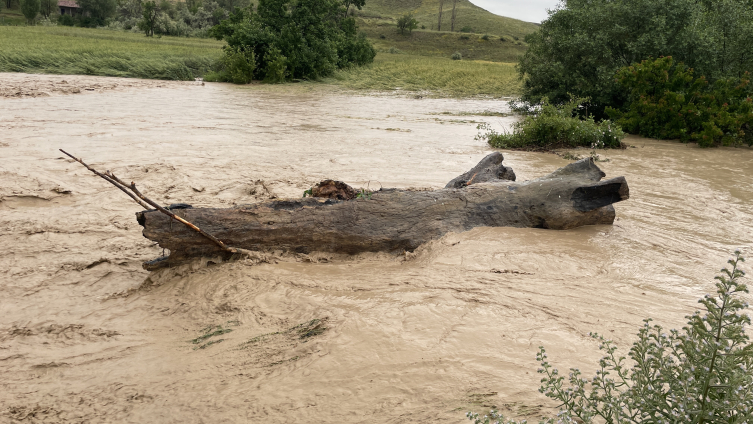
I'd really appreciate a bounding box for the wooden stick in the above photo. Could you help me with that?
[59,149,150,210]
[62,149,250,257]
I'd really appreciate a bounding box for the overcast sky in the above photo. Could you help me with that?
[471,0,562,23]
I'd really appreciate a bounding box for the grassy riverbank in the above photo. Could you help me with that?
[328,53,521,97]
[0,26,223,80]
[0,24,523,97]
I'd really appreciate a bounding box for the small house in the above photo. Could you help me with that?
[59,0,80,16]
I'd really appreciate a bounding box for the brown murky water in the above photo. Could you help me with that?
[1,74,752,423]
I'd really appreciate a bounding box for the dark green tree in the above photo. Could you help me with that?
[77,0,117,24]
[210,0,375,83]
[138,1,158,36]
[39,0,57,18]
[518,0,753,117]
[396,13,417,35]
[342,0,364,17]
[20,0,40,23]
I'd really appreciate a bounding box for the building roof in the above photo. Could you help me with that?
[58,0,79,7]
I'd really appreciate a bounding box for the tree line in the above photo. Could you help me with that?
[519,0,753,147]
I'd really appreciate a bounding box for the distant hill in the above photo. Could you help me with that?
[355,0,539,40]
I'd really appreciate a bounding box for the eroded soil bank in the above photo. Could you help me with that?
[1,75,752,423]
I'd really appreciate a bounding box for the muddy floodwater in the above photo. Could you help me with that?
[1,73,752,423]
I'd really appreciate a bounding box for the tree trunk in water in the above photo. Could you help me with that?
[137,155,629,270]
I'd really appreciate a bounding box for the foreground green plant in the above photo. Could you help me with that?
[468,252,752,423]
[477,97,624,150]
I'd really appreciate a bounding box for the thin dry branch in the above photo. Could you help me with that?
[61,149,252,258]
[59,149,150,210]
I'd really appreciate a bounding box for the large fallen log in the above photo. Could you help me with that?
[136,154,628,270]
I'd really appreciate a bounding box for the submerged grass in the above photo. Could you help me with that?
[0,26,223,80]
[327,53,521,97]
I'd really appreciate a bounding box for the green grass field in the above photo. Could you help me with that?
[0,26,224,80]
[327,53,522,97]
[361,21,527,63]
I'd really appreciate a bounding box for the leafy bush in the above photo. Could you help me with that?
[478,97,624,150]
[469,252,752,424]
[396,13,417,35]
[481,34,489,40]
[206,46,255,83]
[607,57,753,148]
[451,52,461,61]
[209,0,375,83]
[57,13,74,26]
[518,0,753,118]
[20,0,39,24]
[460,25,472,33]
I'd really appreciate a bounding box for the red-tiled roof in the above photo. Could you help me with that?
[58,0,79,7]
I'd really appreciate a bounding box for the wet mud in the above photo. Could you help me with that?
[1,74,752,423]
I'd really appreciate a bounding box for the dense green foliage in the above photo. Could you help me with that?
[469,252,752,424]
[0,26,222,79]
[138,0,157,36]
[519,0,753,118]
[396,12,417,35]
[208,0,375,83]
[77,0,117,26]
[38,0,55,18]
[477,98,624,150]
[606,57,753,147]
[19,0,38,23]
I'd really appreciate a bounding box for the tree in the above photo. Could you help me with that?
[437,0,443,31]
[343,0,364,18]
[210,0,375,83]
[450,0,457,31]
[396,13,417,35]
[20,0,40,23]
[39,0,57,18]
[139,0,158,36]
[518,0,753,117]
[77,0,117,24]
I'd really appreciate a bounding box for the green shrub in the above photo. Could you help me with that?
[58,14,74,26]
[210,0,375,82]
[607,57,753,148]
[468,252,752,424]
[478,97,624,150]
[396,12,417,35]
[451,52,461,60]
[460,26,472,33]
[481,34,489,40]
[459,35,470,40]
[20,0,40,24]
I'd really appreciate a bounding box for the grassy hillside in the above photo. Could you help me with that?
[356,0,539,39]
[0,26,223,79]
[0,5,26,26]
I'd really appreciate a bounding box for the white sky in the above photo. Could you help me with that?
[470,0,562,23]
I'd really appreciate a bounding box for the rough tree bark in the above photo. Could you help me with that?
[137,155,629,270]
